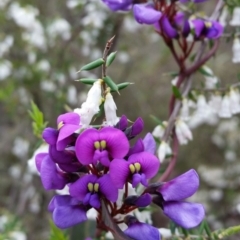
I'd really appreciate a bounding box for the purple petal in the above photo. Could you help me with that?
[42,128,58,145]
[58,161,83,172]
[99,127,129,158]
[158,169,199,201]
[109,159,130,189]
[206,21,223,39]
[133,4,162,25]
[49,145,75,164]
[143,133,156,154]
[89,193,100,208]
[163,201,205,229]
[131,117,144,136]
[93,150,110,167]
[53,205,87,229]
[132,173,142,188]
[128,152,160,179]
[70,174,98,200]
[48,195,77,212]
[161,15,178,38]
[124,222,160,240]
[102,0,133,11]
[98,174,118,202]
[40,155,67,190]
[115,115,128,130]
[128,139,144,156]
[174,12,190,37]
[191,19,205,37]
[135,193,152,207]
[57,112,80,125]
[35,153,48,172]
[75,128,99,165]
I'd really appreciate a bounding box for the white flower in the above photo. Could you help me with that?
[175,119,193,145]
[10,231,27,240]
[229,88,240,114]
[202,66,218,89]
[218,94,232,118]
[229,7,240,26]
[219,7,228,27]
[180,98,190,121]
[171,76,178,86]
[152,122,167,138]
[104,92,119,126]
[157,141,172,163]
[209,93,222,113]
[232,38,240,63]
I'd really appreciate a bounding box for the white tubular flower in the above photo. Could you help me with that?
[202,66,218,89]
[219,7,228,27]
[171,76,178,86]
[180,98,190,121]
[175,119,193,145]
[209,93,222,113]
[229,7,240,26]
[218,94,232,118]
[104,92,119,126]
[152,121,167,138]
[85,79,102,106]
[157,141,172,163]
[229,88,240,114]
[232,38,240,63]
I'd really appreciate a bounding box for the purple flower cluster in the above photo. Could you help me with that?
[36,112,204,238]
[102,0,223,40]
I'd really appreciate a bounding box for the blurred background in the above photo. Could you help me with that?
[1,0,240,239]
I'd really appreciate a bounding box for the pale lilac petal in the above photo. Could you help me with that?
[159,169,199,201]
[128,152,160,179]
[70,174,98,200]
[109,159,129,189]
[98,174,118,202]
[143,133,156,154]
[35,153,48,172]
[53,205,87,229]
[75,128,99,165]
[124,222,160,240]
[42,127,58,145]
[89,193,100,208]
[163,201,205,229]
[99,127,129,158]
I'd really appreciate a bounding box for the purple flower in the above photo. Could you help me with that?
[75,127,129,167]
[110,152,160,189]
[148,169,205,228]
[125,117,144,139]
[124,216,160,240]
[48,195,88,229]
[115,115,128,131]
[102,0,133,11]
[124,193,152,207]
[133,4,162,25]
[70,174,118,209]
[191,19,223,39]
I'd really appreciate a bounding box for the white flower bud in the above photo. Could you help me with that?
[175,119,193,145]
[152,122,167,138]
[104,92,119,126]
[209,93,222,113]
[232,38,240,63]
[202,66,218,89]
[171,76,178,86]
[229,7,240,27]
[218,94,232,118]
[157,141,172,163]
[229,88,240,114]
[219,7,228,27]
[180,98,190,121]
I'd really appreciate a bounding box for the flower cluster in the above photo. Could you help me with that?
[102,0,223,40]
[35,79,205,239]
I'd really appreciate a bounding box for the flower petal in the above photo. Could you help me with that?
[98,174,118,202]
[143,133,156,154]
[128,139,144,156]
[57,125,80,148]
[158,169,199,201]
[161,15,178,38]
[109,159,130,189]
[57,112,80,125]
[163,201,205,229]
[42,127,58,145]
[115,115,128,130]
[89,193,100,209]
[35,153,48,172]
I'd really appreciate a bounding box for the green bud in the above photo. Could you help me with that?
[172,85,182,100]
[103,76,119,93]
[106,51,117,67]
[75,78,97,85]
[78,58,105,72]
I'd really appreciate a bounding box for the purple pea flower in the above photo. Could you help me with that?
[147,169,205,228]
[133,4,162,25]
[191,19,223,39]
[125,117,144,139]
[115,115,128,131]
[102,0,133,11]
[110,151,160,189]
[124,216,161,240]
[48,195,88,229]
[75,127,129,167]
[70,174,118,209]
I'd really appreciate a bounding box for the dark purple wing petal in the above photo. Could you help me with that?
[158,169,199,201]
[161,15,178,38]
[42,127,58,145]
[163,201,205,229]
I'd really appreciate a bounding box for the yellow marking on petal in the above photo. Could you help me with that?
[205,21,212,28]
[134,163,141,172]
[129,164,135,174]
[94,183,99,192]
[94,141,100,149]
[58,121,64,130]
[88,183,94,192]
[100,140,107,149]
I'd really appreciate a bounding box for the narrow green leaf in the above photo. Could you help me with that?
[76,78,97,85]
[110,82,133,92]
[103,76,119,93]
[204,221,213,239]
[214,225,240,239]
[150,115,163,125]
[172,85,182,99]
[106,51,117,67]
[78,58,105,72]
[199,67,213,77]
[49,221,69,240]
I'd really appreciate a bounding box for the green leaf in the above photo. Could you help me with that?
[198,67,213,77]
[103,76,119,93]
[49,221,69,240]
[150,115,163,125]
[214,225,240,239]
[78,58,105,72]
[76,78,97,85]
[172,85,182,99]
[110,82,133,92]
[106,51,117,67]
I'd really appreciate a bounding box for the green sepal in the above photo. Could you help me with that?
[172,85,182,99]
[103,76,119,93]
[78,58,105,72]
[106,51,117,67]
[75,78,97,85]
[110,82,133,92]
